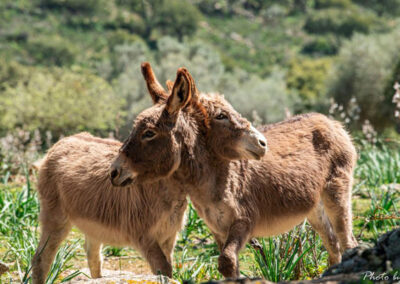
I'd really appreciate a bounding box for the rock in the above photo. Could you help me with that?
[323,228,400,282]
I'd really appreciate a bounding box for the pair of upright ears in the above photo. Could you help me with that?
[141,62,199,115]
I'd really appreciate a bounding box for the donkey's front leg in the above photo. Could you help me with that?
[218,219,251,278]
[140,240,172,278]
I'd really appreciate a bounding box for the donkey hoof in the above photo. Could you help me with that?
[218,254,238,278]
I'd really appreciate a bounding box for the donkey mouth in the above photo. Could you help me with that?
[247,149,263,160]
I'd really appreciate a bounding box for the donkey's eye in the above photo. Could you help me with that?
[215,113,228,120]
[142,130,156,140]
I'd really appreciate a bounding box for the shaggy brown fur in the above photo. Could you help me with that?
[31,135,187,284]
[113,65,358,278]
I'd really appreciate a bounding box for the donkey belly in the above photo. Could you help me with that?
[72,218,132,247]
[252,212,309,237]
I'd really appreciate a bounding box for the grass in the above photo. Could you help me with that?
[0,141,399,283]
[250,223,315,282]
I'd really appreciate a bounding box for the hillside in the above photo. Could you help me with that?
[1,0,400,137]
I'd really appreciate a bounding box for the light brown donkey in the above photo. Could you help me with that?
[111,66,358,278]
[31,132,187,283]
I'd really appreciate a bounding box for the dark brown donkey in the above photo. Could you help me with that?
[111,64,358,278]
[31,63,266,284]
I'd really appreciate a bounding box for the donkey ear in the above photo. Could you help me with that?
[166,80,174,92]
[141,62,168,104]
[180,68,199,101]
[166,68,192,115]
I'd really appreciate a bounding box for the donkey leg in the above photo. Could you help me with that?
[218,220,251,278]
[159,235,178,266]
[84,236,103,278]
[32,205,71,284]
[140,240,172,277]
[210,230,225,252]
[322,170,358,253]
[307,204,341,266]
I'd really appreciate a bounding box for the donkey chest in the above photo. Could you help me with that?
[151,198,188,241]
[194,201,233,235]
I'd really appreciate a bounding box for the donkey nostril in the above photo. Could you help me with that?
[259,139,266,147]
[110,169,119,179]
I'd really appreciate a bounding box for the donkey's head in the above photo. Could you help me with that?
[110,63,267,186]
[200,93,267,160]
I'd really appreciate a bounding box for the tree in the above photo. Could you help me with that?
[327,30,400,130]
[0,66,123,136]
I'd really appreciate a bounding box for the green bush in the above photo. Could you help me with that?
[383,57,400,132]
[26,36,76,66]
[301,35,339,55]
[353,0,400,16]
[287,57,332,112]
[304,8,375,37]
[106,29,145,49]
[219,68,295,123]
[156,0,201,41]
[0,60,29,90]
[38,0,109,14]
[327,30,400,130]
[314,0,352,9]
[0,66,123,136]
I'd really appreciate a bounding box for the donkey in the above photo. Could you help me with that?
[31,63,266,284]
[31,132,187,283]
[110,65,358,278]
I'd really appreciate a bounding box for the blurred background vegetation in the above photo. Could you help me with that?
[1,0,400,140]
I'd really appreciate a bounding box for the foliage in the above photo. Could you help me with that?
[250,223,316,282]
[155,0,201,41]
[353,0,400,16]
[383,58,400,131]
[327,29,400,130]
[287,57,332,111]
[301,35,339,55]
[220,67,295,123]
[304,7,377,37]
[38,0,110,15]
[355,142,400,190]
[314,0,352,9]
[0,65,123,136]
[0,170,81,283]
[26,36,76,66]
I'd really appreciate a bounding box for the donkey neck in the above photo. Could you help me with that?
[176,140,256,202]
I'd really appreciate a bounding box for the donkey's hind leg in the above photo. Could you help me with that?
[84,236,103,278]
[322,169,358,253]
[307,204,341,265]
[32,204,71,284]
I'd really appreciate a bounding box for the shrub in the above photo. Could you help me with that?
[353,0,400,16]
[219,68,295,123]
[304,8,375,37]
[287,57,332,112]
[26,36,76,66]
[314,0,352,9]
[301,35,339,55]
[38,0,109,14]
[155,0,201,41]
[0,66,123,136]
[327,30,400,130]
[383,57,400,131]
[0,59,29,90]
